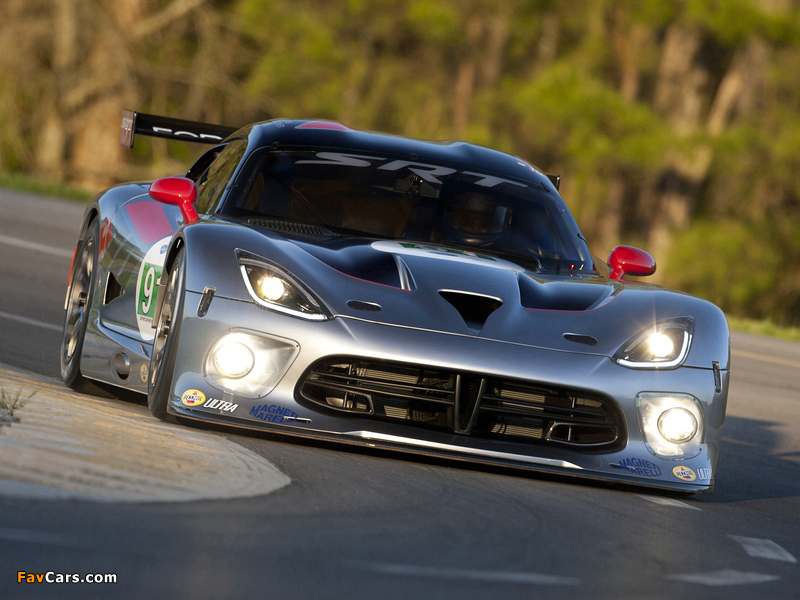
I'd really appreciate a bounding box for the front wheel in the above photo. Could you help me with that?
[60,219,99,392]
[147,246,185,420]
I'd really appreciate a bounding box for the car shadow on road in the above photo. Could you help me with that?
[697,415,800,503]
[84,382,800,503]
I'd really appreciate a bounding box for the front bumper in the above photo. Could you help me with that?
[168,292,729,493]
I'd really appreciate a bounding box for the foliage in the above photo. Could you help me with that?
[728,317,800,342]
[2,0,800,325]
[662,219,784,317]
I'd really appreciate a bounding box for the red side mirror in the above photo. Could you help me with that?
[607,245,656,281]
[149,177,199,223]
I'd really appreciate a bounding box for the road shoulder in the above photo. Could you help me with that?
[0,363,290,502]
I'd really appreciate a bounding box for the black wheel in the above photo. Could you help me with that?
[60,219,99,392]
[147,246,185,420]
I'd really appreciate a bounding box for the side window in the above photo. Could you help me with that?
[186,145,225,182]
[194,139,247,214]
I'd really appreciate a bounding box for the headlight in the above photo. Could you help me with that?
[205,330,299,397]
[614,317,693,369]
[637,392,703,458]
[237,250,330,321]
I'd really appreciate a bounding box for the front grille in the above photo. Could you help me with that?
[297,358,625,450]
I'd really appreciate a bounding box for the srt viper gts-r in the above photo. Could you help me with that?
[60,110,729,493]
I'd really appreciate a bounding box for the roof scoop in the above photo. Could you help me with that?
[439,290,502,334]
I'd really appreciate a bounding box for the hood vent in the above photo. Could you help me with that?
[246,217,332,237]
[439,291,502,333]
[518,275,616,312]
[290,239,416,290]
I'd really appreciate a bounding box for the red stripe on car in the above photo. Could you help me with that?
[125,201,174,245]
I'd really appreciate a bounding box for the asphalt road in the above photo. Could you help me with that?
[1,189,799,599]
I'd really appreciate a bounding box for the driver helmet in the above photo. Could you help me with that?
[444,193,512,245]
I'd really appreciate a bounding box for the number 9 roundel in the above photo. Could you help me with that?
[135,236,172,341]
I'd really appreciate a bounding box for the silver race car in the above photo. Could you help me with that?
[61,111,729,493]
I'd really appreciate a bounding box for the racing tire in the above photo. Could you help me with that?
[60,218,99,392]
[147,246,185,421]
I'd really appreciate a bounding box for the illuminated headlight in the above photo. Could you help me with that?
[213,340,254,379]
[237,250,330,321]
[614,317,694,369]
[205,330,299,397]
[637,392,703,458]
[259,276,286,302]
[658,407,698,443]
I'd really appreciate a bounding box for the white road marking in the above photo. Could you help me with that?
[667,569,780,586]
[729,535,797,563]
[350,561,581,586]
[0,527,85,547]
[0,311,62,333]
[638,494,702,511]
[0,233,74,259]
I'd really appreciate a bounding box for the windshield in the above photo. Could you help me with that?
[222,149,593,270]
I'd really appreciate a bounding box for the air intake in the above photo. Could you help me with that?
[297,357,624,450]
[439,290,502,333]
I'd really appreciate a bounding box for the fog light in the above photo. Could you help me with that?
[636,392,704,458]
[205,330,299,398]
[213,340,254,379]
[658,407,698,443]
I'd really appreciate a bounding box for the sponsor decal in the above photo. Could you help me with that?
[135,236,171,341]
[617,457,662,478]
[205,398,238,413]
[181,389,206,407]
[250,404,299,423]
[121,114,134,135]
[672,465,697,482]
[696,468,712,480]
[150,126,224,142]
[295,151,531,189]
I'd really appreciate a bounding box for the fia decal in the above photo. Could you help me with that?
[135,236,171,341]
[181,389,206,407]
[672,465,697,482]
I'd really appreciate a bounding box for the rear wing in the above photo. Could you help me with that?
[120,109,238,148]
[119,109,563,189]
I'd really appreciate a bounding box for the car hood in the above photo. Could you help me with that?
[182,220,727,366]
[282,235,696,358]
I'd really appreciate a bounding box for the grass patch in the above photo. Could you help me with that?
[0,386,36,426]
[0,171,92,202]
[728,317,800,342]
[0,386,35,412]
